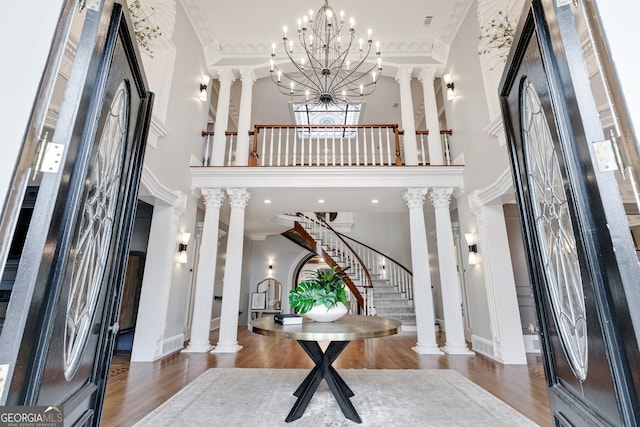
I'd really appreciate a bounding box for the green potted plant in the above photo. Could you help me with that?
[289,266,349,322]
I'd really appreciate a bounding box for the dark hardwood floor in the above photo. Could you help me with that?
[102,327,551,426]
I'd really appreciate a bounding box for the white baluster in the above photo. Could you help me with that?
[444,133,452,165]
[370,127,376,165]
[378,127,384,165]
[316,130,320,166]
[420,134,427,165]
[332,133,336,166]
[260,129,267,166]
[226,133,233,166]
[299,127,304,166]
[385,127,391,165]
[285,127,290,166]
[292,127,297,166]
[339,133,344,166]
[355,129,360,165]
[363,127,368,166]
[269,128,275,166]
[309,128,313,166]
[277,127,282,166]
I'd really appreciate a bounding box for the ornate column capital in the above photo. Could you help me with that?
[227,188,251,208]
[418,66,437,83]
[395,67,413,83]
[429,187,453,209]
[403,187,428,209]
[202,188,226,209]
[239,68,257,85]
[216,68,236,85]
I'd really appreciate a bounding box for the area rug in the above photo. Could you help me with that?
[134,368,538,426]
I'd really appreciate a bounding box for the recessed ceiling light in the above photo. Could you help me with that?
[318,199,325,204]
[264,199,271,204]
[371,199,379,204]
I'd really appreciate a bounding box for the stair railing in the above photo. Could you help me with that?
[297,213,374,315]
[336,232,414,303]
[304,213,413,304]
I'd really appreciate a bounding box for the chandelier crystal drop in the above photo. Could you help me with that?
[270,0,382,107]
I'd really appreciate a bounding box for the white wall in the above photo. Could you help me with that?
[443,1,511,340]
[347,212,412,269]
[246,234,310,319]
[136,1,210,343]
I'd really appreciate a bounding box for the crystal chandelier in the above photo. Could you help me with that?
[270,0,382,107]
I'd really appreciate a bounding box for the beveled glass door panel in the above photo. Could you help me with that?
[521,78,587,382]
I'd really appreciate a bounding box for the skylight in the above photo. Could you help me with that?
[292,103,362,138]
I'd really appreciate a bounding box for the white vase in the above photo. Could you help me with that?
[305,302,348,322]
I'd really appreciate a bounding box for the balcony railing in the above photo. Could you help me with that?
[201,125,453,167]
[250,124,402,167]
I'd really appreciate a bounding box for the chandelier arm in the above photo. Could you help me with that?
[280,39,325,95]
[333,60,380,93]
[330,47,379,94]
[323,35,356,96]
[294,32,328,94]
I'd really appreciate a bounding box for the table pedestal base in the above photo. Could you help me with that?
[285,340,361,424]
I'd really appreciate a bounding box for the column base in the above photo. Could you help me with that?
[441,344,475,355]
[211,342,243,353]
[182,342,213,353]
[412,344,444,355]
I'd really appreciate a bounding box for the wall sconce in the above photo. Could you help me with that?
[268,264,273,276]
[178,232,191,264]
[443,73,455,100]
[465,233,478,265]
[199,75,210,101]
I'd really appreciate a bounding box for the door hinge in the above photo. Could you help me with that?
[593,131,624,173]
[38,141,64,175]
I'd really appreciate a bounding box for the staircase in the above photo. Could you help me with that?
[292,213,416,329]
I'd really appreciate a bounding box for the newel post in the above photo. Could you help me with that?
[395,126,403,166]
[249,126,259,166]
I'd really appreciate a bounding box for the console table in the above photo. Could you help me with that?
[249,314,401,423]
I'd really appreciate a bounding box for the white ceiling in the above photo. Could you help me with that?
[183,0,473,74]
[181,0,473,238]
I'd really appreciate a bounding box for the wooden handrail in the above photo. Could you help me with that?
[338,232,413,277]
[415,129,454,136]
[202,130,254,136]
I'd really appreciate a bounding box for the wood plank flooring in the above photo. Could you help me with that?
[102,328,551,426]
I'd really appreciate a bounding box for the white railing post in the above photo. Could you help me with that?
[260,129,267,166]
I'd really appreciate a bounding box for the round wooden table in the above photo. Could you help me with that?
[250,314,401,423]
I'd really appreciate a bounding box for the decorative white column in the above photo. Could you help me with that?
[403,188,443,354]
[235,68,256,166]
[396,67,418,165]
[211,69,236,166]
[419,67,445,165]
[183,189,225,353]
[430,188,475,355]
[212,188,251,353]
